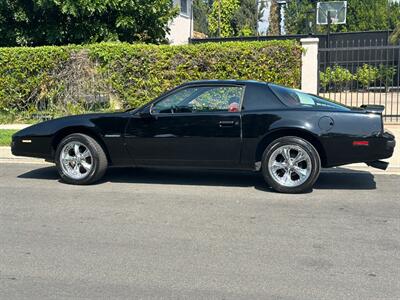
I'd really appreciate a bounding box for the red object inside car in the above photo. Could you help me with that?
[228,102,239,112]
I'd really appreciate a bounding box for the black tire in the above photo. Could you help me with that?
[55,133,108,185]
[261,136,321,193]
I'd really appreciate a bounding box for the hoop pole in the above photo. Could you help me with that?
[326,11,331,65]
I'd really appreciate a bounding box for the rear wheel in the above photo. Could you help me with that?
[262,136,321,193]
[55,133,107,185]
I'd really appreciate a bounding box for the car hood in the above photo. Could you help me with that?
[13,112,127,138]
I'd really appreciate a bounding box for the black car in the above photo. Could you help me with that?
[12,80,396,193]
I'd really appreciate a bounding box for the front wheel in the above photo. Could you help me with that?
[55,133,108,185]
[262,136,321,193]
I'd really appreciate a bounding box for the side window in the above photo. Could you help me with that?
[242,84,283,111]
[188,86,244,113]
[269,84,350,111]
[151,87,199,114]
[152,85,244,114]
[180,0,188,15]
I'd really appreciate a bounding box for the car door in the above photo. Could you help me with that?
[125,84,244,168]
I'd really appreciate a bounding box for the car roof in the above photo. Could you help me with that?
[180,80,269,86]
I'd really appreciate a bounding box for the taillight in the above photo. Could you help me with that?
[353,141,369,146]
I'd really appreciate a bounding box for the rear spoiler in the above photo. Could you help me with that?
[360,104,385,114]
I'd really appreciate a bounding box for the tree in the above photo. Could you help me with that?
[389,2,400,44]
[389,2,400,30]
[390,23,400,44]
[0,0,178,46]
[193,0,211,35]
[232,0,266,36]
[343,0,389,32]
[208,0,240,37]
[284,0,400,35]
[268,0,280,35]
[284,0,315,35]
[194,0,266,37]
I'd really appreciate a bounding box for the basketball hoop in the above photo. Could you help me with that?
[316,1,347,25]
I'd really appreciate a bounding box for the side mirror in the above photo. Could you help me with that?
[139,111,152,118]
[139,107,153,118]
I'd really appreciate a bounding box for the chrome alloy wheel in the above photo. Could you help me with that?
[60,141,93,180]
[267,145,312,187]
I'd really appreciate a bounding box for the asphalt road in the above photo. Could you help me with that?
[0,163,399,299]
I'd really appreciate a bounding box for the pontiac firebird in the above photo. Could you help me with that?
[12,80,396,193]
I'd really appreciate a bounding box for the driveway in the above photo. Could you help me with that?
[0,163,399,299]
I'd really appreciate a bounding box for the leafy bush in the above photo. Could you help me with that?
[355,64,379,89]
[377,64,397,90]
[0,40,302,121]
[331,66,354,87]
[320,65,353,91]
[319,69,331,91]
[89,41,302,108]
[321,64,397,93]
[0,46,70,114]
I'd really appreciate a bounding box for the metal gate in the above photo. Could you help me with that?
[318,40,400,123]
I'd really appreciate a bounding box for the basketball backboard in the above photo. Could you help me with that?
[316,1,347,25]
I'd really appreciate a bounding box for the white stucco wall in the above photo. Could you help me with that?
[300,38,319,94]
[168,0,193,45]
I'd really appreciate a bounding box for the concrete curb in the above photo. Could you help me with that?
[325,166,400,175]
[0,158,51,165]
[0,147,48,164]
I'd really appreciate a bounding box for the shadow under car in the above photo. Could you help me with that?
[17,166,377,191]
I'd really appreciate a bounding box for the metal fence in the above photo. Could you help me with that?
[190,30,393,49]
[318,40,400,123]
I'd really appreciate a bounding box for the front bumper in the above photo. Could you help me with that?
[11,135,53,159]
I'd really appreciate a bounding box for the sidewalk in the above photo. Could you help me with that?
[0,147,49,164]
[1,124,399,173]
[0,124,31,130]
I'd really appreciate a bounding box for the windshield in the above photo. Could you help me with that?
[269,84,350,111]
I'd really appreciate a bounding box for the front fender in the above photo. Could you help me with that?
[12,113,130,164]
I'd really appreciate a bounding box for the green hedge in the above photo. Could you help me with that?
[0,41,302,122]
[0,46,70,119]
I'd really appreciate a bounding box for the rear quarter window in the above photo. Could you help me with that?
[242,84,283,111]
[269,84,350,111]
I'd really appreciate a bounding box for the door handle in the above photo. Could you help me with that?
[219,120,235,127]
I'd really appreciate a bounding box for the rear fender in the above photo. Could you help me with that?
[254,127,327,168]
